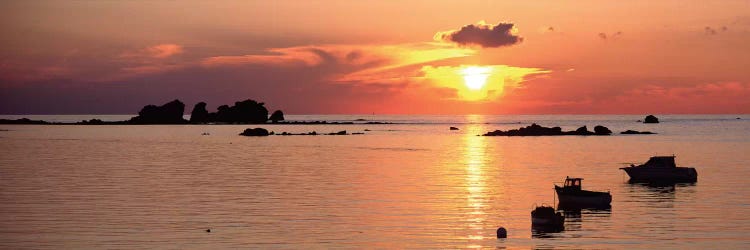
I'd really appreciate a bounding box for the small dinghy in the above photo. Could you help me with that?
[555,177,612,209]
[620,156,697,183]
[531,205,564,231]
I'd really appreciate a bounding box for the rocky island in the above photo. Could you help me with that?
[643,115,660,124]
[621,130,656,134]
[0,98,393,125]
[482,123,612,136]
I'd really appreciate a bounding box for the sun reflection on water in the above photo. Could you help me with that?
[462,115,490,243]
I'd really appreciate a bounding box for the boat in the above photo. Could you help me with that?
[620,156,698,183]
[531,205,564,230]
[555,177,612,208]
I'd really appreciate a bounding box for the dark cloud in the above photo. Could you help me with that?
[0,47,411,114]
[435,21,523,48]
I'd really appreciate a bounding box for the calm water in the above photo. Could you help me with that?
[1,115,749,249]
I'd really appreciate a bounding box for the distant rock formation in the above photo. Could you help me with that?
[214,99,269,124]
[269,110,285,123]
[80,119,104,125]
[594,125,612,135]
[189,102,210,123]
[482,123,613,136]
[279,131,318,136]
[274,130,362,136]
[450,126,459,130]
[621,130,656,134]
[129,99,187,124]
[575,126,592,135]
[189,99,272,124]
[0,118,50,124]
[644,115,659,123]
[239,128,270,136]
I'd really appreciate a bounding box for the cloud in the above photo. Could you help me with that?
[435,21,523,48]
[201,47,329,67]
[147,44,184,58]
[121,44,184,59]
[610,82,750,113]
[0,43,482,114]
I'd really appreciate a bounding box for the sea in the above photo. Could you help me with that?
[1,114,749,249]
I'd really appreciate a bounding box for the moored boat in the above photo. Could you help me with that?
[555,177,612,208]
[620,156,698,183]
[531,205,564,230]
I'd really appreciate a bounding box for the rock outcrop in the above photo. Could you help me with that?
[239,128,270,136]
[189,102,210,123]
[0,118,51,124]
[594,125,612,135]
[188,99,272,124]
[269,110,285,123]
[214,99,269,124]
[482,123,613,136]
[575,126,593,135]
[129,99,187,124]
[644,115,659,123]
[620,130,656,134]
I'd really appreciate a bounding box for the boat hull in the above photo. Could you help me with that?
[555,186,612,208]
[531,217,564,226]
[531,215,565,232]
[621,166,698,183]
[531,207,565,230]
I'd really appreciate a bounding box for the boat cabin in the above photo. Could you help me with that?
[641,156,677,168]
[563,177,583,190]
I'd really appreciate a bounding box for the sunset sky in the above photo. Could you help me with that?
[1,1,749,114]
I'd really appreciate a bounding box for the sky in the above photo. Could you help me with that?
[1,0,749,114]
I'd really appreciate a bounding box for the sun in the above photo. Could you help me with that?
[461,66,492,90]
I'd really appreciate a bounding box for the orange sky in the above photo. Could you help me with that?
[1,1,749,114]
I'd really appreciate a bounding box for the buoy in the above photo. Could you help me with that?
[496,227,507,238]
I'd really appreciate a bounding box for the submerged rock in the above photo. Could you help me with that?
[239,128,270,136]
[621,130,656,134]
[644,115,659,124]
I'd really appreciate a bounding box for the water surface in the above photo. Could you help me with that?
[1,115,749,248]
